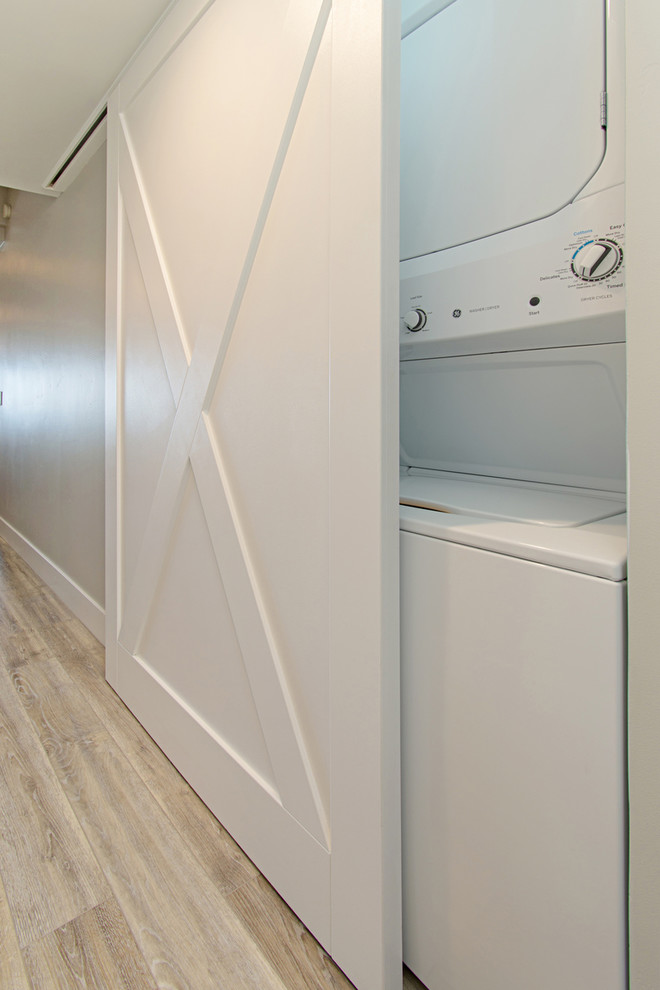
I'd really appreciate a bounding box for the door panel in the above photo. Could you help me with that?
[139,466,277,788]
[105,0,401,986]
[208,27,333,817]
[121,0,329,355]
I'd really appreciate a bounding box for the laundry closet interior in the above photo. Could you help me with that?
[397,1,627,990]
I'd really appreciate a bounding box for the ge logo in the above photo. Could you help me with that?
[452,309,462,318]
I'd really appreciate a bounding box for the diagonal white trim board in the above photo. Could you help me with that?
[0,516,105,644]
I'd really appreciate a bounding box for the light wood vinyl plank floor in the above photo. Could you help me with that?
[0,536,426,990]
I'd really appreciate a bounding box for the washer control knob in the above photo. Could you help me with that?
[571,239,622,281]
[403,308,427,331]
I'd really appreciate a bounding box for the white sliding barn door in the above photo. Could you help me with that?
[105,1,401,987]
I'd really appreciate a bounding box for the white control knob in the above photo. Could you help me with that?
[571,239,622,281]
[403,308,427,331]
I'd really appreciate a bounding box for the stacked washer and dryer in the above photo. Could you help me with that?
[399,2,627,990]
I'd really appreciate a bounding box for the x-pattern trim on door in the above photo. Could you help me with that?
[115,7,332,845]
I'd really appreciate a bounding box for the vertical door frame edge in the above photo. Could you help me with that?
[105,85,121,687]
[328,1,402,988]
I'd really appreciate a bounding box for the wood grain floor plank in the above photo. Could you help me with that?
[0,537,88,668]
[0,598,61,673]
[3,617,103,674]
[0,627,51,670]
[225,872,355,990]
[0,540,39,598]
[0,585,30,644]
[0,664,109,948]
[22,898,158,990]
[0,540,372,990]
[21,588,73,628]
[0,545,65,630]
[226,875,422,990]
[12,658,289,990]
[38,612,103,661]
[59,616,105,661]
[0,871,32,990]
[58,642,259,895]
[9,661,105,753]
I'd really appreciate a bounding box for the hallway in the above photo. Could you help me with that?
[0,537,419,989]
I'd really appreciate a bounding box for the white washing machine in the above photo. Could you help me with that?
[399,1,628,989]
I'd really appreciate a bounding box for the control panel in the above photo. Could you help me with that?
[400,184,625,359]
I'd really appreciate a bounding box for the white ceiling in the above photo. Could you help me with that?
[0,0,175,195]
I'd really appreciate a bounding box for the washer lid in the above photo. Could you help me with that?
[400,473,626,527]
[400,503,627,580]
[400,0,606,260]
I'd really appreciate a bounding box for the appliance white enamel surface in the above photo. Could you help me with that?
[400,0,606,261]
[400,343,627,491]
[399,0,628,988]
[399,472,625,530]
[401,527,627,990]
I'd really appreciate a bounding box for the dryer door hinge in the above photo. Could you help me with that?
[600,91,608,128]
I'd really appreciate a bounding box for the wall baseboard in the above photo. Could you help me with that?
[0,517,105,645]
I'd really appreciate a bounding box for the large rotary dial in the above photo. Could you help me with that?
[571,238,622,282]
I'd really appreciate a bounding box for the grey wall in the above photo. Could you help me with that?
[0,146,105,621]
[627,1,660,987]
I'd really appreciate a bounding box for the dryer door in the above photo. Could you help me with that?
[401,0,607,260]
